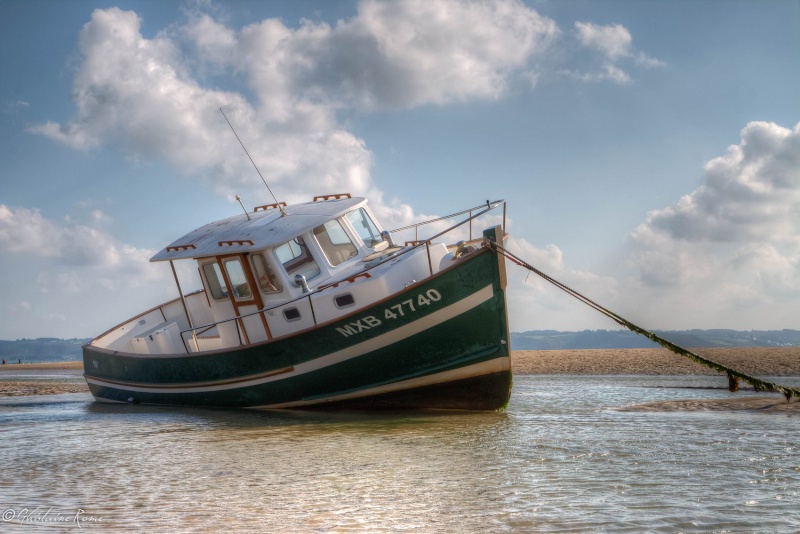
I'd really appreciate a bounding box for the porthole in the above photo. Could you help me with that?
[283,308,301,322]
[334,293,355,309]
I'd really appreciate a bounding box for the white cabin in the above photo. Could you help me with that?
[90,194,461,355]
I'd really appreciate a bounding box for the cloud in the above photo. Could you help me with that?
[90,209,112,225]
[29,2,557,218]
[570,21,664,84]
[0,204,162,283]
[559,63,632,85]
[575,21,632,60]
[625,121,800,328]
[633,122,800,247]
[504,236,623,331]
[294,0,558,108]
[185,0,558,109]
[0,202,183,337]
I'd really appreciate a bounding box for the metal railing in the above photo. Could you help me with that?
[388,199,506,242]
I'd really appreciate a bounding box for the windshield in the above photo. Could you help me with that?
[346,208,382,247]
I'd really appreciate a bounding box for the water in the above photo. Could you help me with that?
[1,375,798,532]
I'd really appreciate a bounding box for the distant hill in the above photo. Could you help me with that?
[510,329,800,350]
[0,338,91,363]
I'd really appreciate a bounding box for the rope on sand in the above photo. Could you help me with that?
[492,243,800,402]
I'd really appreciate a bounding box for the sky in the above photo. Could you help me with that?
[1,0,798,340]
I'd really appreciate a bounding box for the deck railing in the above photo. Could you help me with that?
[388,199,506,242]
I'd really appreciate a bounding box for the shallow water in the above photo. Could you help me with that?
[1,375,798,532]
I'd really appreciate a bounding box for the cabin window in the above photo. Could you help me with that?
[275,236,321,281]
[223,259,252,300]
[346,208,383,247]
[202,263,229,300]
[252,254,282,294]
[313,220,358,266]
[283,308,301,321]
[334,293,355,309]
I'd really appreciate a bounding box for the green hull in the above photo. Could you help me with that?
[83,245,511,410]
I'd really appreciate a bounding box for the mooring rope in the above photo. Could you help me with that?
[492,243,800,402]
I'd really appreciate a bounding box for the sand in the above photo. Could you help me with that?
[1,349,798,411]
[0,381,90,397]
[510,347,800,376]
[0,360,86,397]
[0,361,84,371]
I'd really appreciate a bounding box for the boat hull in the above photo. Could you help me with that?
[83,245,511,410]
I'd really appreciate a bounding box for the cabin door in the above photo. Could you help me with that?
[215,254,271,344]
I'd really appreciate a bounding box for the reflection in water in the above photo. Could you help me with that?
[1,376,798,532]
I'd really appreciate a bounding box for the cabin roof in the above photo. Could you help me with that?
[150,196,367,262]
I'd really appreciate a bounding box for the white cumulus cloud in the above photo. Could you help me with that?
[633,122,800,247]
[30,2,558,219]
[625,121,800,328]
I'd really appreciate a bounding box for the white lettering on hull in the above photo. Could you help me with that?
[336,289,443,337]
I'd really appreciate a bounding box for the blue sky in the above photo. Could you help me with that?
[1,0,798,339]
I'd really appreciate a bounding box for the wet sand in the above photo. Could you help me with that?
[1,350,798,410]
[0,361,86,397]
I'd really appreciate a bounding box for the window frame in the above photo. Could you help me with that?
[222,257,253,301]
[202,262,230,301]
[345,207,384,248]
[274,235,321,281]
[312,219,358,267]
[251,253,283,295]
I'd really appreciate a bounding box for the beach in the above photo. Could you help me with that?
[1,348,798,398]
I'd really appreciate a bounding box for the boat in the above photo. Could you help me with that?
[82,194,512,410]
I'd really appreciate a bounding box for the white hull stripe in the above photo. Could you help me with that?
[85,284,495,395]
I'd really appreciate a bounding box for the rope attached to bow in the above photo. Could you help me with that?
[491,243,800,402]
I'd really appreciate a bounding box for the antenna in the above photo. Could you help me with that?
[235,194,251,220]
[220,108,286,216]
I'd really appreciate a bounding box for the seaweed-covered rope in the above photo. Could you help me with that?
[492,243,800,402]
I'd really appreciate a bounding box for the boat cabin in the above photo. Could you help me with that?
[92,194,458,356]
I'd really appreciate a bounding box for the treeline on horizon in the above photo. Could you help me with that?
[1,330,799,362]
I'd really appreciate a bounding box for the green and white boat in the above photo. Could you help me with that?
[83,195,511,410]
